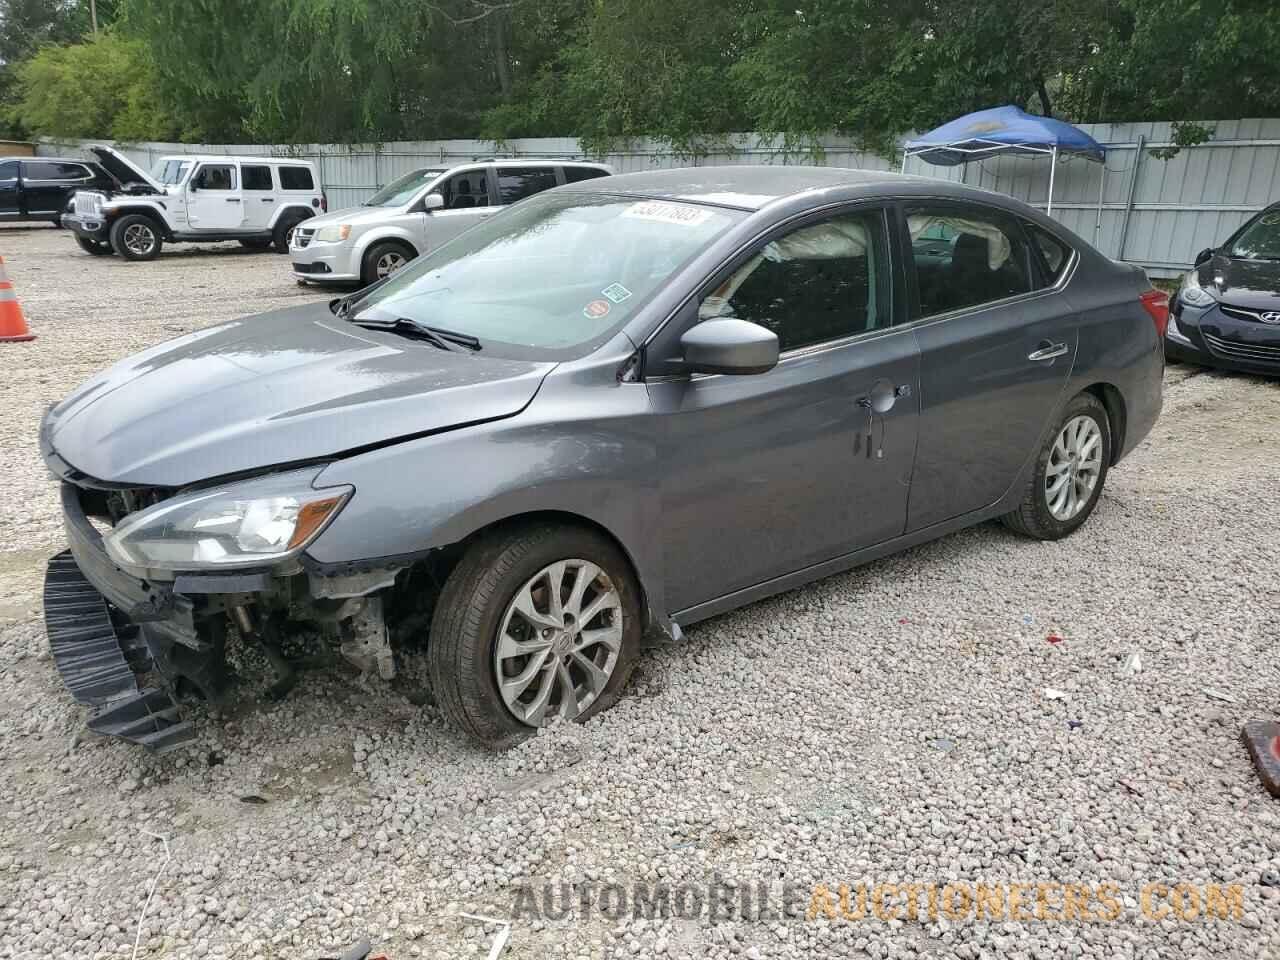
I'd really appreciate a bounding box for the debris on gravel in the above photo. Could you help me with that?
[2,225,1279,959]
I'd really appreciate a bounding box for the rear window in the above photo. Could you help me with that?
[563,165,610,184]
[278,166,314,191]
[496,166,559,204]
[242,165,273,190]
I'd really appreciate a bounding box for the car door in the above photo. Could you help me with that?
[423,167,498,250]
[902,201,1077,532]
[20,160,85,217]
[186,162,245,231]
[648,206,921,614]
[239,163,275,231]
[0,162,18,219]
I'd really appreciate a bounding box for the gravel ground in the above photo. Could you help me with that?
[1,224,1278,960]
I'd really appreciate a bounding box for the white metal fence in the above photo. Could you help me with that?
[39,118,1280,278]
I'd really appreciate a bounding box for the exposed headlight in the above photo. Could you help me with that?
[313,224,351,243]
[1179,270,1216,307]
[104,469,352,572]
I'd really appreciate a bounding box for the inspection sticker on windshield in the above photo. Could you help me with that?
[621,200,713,227]
[602,282,633,304]
[583,299,612,320]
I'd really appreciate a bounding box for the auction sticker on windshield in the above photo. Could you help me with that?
[621,200,713,227]
[602,283,633,304]
[583,299,611,320]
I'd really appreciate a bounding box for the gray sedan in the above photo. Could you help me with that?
[40,167,1165,751]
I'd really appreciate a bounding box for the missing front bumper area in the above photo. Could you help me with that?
[43,548,408,753]
[44,552,196,753]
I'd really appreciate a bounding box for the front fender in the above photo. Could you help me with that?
[305,359,668,627]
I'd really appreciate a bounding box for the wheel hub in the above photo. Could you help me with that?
[494,559,623,726]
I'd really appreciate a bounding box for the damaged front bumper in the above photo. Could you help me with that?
[44,480,403,753]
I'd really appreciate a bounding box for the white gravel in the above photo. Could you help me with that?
[1,224,1279,960]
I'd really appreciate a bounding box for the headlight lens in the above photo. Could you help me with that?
[313,224,351,243]
[104,469,352,572]
[1179,270,1216,307]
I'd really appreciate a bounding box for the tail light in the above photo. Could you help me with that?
[1140,289,1169,338]
[321,192,328,213]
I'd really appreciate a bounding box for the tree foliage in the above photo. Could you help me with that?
[7,32,178,139]
[3,0,1280,147]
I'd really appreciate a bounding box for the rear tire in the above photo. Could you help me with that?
[109,214,163,261]
[428,523,641,749]
[272,213,309,253]
[76,236,113,256]
[360,240,415,286]
[1001,392,1111,540]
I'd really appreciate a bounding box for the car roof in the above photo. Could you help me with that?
[451,158,607,169]
[555,165,977,211]
[157,155,315,166]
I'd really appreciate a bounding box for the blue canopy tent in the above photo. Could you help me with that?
[902,105,1107,216]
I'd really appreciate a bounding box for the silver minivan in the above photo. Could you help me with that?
[291,158,612,285]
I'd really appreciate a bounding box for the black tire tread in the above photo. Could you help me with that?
[108,214,163,261]
[361,240,416,287]
[1000,392,1111,541]
[427,522,639,749]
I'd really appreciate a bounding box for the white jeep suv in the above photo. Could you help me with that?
[291,158,611,286]
[66,145,324,261]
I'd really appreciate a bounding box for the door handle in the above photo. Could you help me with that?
[1028,341,1068,361]
[225,197,241,203]
[260,197,274,202]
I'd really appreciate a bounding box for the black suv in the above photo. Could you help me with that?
[0,156,116,226]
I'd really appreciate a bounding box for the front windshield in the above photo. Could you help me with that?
[152,159,192,185]
[353,193,745,355]
[1229,210,1280,260]
[364,167,446,207]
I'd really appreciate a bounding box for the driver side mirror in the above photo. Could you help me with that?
[1194,247,1214,265]
[679,319,779,376]
[423,192,444,212]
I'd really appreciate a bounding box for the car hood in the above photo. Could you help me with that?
[43,303,555,488]
[305,205,406,229]
[1202,255,1280,309]
[88,144,164,193]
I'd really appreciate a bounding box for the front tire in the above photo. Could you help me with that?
[76,236,113,256]
[428,523,641,749]
[360,240,415,286]
[1001,392,1111,540]
[109,214,163,261]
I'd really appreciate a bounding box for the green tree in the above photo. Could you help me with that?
[8,32,178,139]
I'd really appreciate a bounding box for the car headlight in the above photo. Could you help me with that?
[104,469,352,572]
[1179,270,1216,307]
[313,224,351,243]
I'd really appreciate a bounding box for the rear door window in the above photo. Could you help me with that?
[905,205,1033,316]
[0,161,17,182]
[23,161,88,181]
[242,165,274,191]
[278,166,314,190]
[496,166,559,204]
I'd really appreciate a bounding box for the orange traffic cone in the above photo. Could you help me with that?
[0,255,35,343]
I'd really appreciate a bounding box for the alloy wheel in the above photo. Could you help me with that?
[123,224,156,257]
[376,251,406,278]
[494,559,623,726]
[1045,414,1103,520]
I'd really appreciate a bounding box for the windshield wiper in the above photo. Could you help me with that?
[351,316,481,351]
